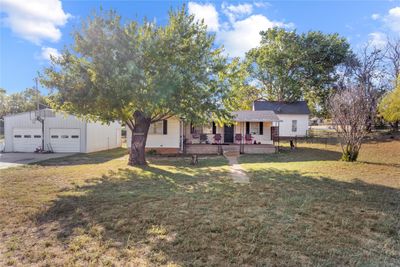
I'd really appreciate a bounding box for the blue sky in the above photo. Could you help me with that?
[1,0,399,94]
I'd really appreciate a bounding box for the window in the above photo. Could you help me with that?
[51,135,59,139]
[71,135,79,139]
[14,135,22,138]
[24,135,31,138]
[292,120,297,132]
[202,124,213,134]
[34,135,41,138]
[149,121,163,135]
[61,135,69,139]
[249,122,260,135]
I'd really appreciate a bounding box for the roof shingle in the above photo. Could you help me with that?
[253,100,310,114]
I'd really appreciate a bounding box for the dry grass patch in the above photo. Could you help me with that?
[0,140,399,266]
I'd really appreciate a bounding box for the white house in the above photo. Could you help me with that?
[126,101,310,155]
[252,100,310,137]
[4,109,121,153]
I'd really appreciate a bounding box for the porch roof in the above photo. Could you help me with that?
[231,110,280,122]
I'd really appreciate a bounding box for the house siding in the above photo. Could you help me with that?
[276,114,309,137]
[86,121,122,153]
[127,117,181,149]
[234,122,273,144]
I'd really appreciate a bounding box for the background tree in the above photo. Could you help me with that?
[383,38,400,130]
[41,8,230,166]
[245,28,351,115]
[329,84,371,162]
[353,44,386,131]
[386,38,400,87]
[379,76,400,131]
[0,88,47,119]
[0,88,8,119]
[222,59,261,111]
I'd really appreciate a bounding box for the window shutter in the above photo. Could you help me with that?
[212,122,216,134]
[259,122,263,135]
[163,120,168,135]
[246,122,250,134]
[190,122,194,134]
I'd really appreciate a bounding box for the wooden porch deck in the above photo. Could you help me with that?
[184,144,276,155]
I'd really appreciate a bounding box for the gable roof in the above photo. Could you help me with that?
[253,100,310,115]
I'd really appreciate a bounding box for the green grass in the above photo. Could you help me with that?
[0,140,400,266]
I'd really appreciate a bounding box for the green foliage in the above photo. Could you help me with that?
[244,28,351,115]
[379,77,400,123]
[0,88,47,119]
[41,7,231,126]
[222,59,261,110]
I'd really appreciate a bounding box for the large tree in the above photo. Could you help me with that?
[245,28,351,115]
[41,8,230,166]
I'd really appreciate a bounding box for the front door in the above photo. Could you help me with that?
[224,124,234,143]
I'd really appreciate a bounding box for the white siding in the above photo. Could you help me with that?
[277,114,309,137]
[4,111,87,152]
[127,117,180,148]
[234,122,273,144]
[86,121,122,153]
[4,110,121,153]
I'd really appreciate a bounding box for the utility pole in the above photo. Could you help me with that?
[35,78,39,111]
[35,77,45,151]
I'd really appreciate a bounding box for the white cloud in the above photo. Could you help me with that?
[368,32,387,48]
[222,3,253,22]
[218,14,291,57]
[383,6,400,33]
[188,2,219,32]
[40,46,61,61]
[188,2,292,57]
[1,0,70,44]
[371,13,380,20]
[254,2,270,8]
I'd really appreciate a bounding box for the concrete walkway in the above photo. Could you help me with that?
[226,156,249,184]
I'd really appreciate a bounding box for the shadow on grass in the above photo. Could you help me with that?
[240,146,342,164]
[357,160,400,169]
[35,148,128,166]
[35,148,229,169]
[33,161,400,266]
[34,148,128,166]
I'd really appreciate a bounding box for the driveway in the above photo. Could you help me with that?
[0,152,75,169]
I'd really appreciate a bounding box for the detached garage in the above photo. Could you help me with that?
[4,109,121,153]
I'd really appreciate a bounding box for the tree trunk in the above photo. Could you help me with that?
[390,121,399,132]
[128,111,151,166]
[341,143,360,162]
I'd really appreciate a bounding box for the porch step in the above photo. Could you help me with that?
[222,146,240,157]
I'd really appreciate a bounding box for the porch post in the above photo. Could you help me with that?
[181,120,185,154]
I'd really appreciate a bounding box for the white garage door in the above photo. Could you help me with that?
[13,128,42,152]
[50,128,81,153]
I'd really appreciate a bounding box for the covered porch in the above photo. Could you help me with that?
[182,111,280,155]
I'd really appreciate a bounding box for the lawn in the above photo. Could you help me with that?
[0,139,399,266]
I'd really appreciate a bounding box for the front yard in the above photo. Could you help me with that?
[0,139,399,266]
